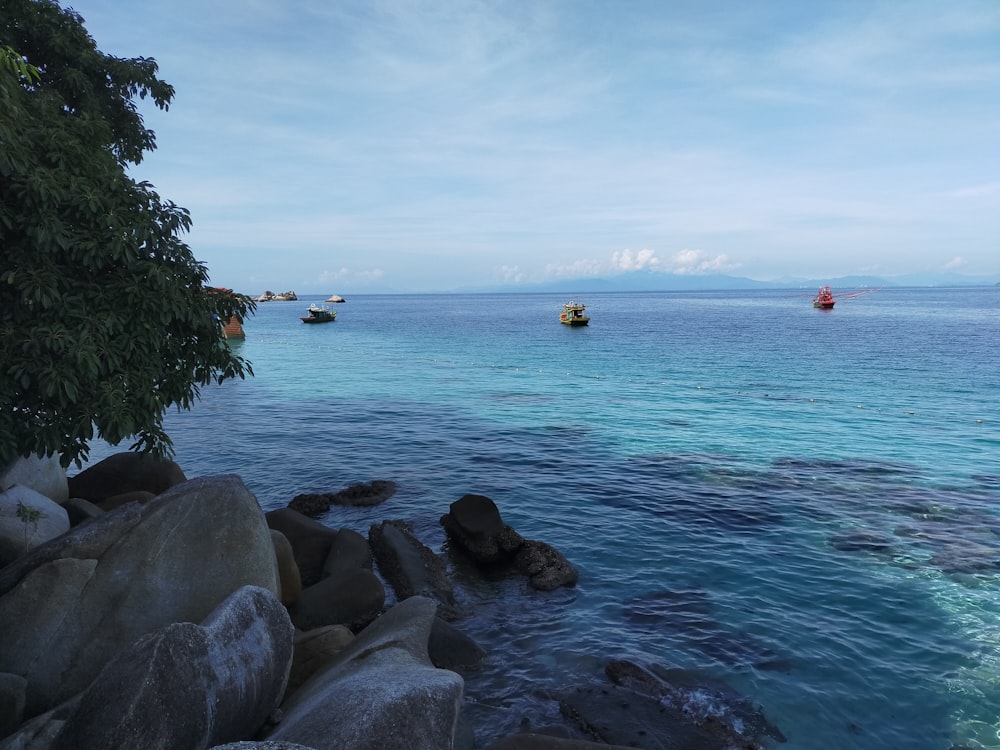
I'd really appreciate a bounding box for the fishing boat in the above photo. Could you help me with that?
[813,286,836,309]
[560,301,590,326]
[301,304,337,324]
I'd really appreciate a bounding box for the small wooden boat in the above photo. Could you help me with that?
[813,286,835,309]
[560,301,590,326]
[301,304,337,324]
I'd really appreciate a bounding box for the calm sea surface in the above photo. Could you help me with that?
[82,288,1000,749]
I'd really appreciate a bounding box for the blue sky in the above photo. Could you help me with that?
[76,0,999,293]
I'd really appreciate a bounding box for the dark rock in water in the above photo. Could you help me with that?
[928,541,1000,576]
[603,659,786,748]
[369,519,460,619]
[67,451,186,502]
[288,480,397,516]
[441,493,524,564]
[332,480,397,506]
[286,492,332,516]
[441,493,578,591]
[514,540,579,591]
[428,616,486,671]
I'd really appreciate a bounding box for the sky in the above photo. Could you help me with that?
[73,0,1000,293]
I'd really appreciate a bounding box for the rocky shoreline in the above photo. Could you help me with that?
[0,453,785,749]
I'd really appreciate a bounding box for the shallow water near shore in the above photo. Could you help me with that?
[82,288,999,749]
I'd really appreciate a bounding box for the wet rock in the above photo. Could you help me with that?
[428,616,487,671]
[440,494,523,564]
[514,540,579,591]
[603,659,786,748]
[441,494,577,591]
[288,480,397,516]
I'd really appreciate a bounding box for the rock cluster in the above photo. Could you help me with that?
[440,494,579,591]
[256,290,298,301]
[0,454,783,750]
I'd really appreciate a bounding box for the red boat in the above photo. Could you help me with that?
[813,286,835,309]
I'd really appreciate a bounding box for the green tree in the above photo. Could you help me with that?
[1,0,254,468]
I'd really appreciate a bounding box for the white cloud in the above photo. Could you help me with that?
[668,249,740,275]
[944,256,967,270]
[611,248,661,271]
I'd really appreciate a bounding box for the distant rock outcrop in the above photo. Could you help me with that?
[256,290,298,302]
[325,295,345,303]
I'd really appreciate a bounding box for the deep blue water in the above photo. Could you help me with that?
[81,288,1000,749]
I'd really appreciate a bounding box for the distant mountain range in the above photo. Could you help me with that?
[455,270,1000,294]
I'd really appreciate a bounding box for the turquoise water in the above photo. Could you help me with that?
[83,288,999,748]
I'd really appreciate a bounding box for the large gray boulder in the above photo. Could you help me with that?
[0,486,70,567]
[42,586,293,750]
[0,455,67,504]
[0,475,280,718]
[268,596,464,750]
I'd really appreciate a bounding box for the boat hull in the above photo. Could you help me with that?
[560,301,589,325]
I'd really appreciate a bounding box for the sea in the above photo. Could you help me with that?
[79,287,1000,749]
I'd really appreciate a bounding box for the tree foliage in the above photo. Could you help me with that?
[1,0,254,467]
